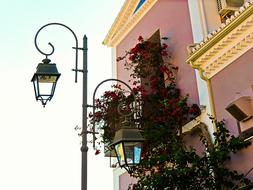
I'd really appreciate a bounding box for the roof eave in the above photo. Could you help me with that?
[186,3,253,65]
[103,0,158,47]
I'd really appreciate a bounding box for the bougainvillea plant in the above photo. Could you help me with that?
[89,36,252,190]
[89,35,197,149]
[131,120,251,190]
[89,83,135,156]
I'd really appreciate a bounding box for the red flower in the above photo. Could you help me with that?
[162,43,168,49]
[116,56,124,62]
[131,43,142,54]
[141,51,150,60]
[172,108,179,116]
[138,36,144,42]
[112,84,122,89]
[132,81,138,85]
[150,78,159,90]
[129,54,136,61]
[189,104,201,116]
[160,88,168,97]
[132,184,137,190]
[160,66,168,73]
[95,149,101,155]
[130,47,137,54]
[161,50,168,56]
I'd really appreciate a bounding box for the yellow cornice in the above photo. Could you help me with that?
[186,2,253,80]
[103,0,158,47]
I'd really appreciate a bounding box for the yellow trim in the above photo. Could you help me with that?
[197,68,207,81]
[196,68,217,129]
[207,79,216,119]
[103,0,158,47]
[103,0,139,46]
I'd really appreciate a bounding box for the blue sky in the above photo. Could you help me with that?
[0,0,124,189]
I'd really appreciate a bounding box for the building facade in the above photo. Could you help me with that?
[104,0,253,189]
[187,0,253,181]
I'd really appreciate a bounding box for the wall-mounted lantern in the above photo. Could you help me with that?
[110,121,144,173]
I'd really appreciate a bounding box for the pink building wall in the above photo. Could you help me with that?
[114,1,200,189]
[211,48,253,179]
[119,172,137,190]
[184,132,206,156]
[116,0,199,105]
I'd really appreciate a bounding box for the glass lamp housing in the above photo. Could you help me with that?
[111,127,144,173]
[31,59,61,106]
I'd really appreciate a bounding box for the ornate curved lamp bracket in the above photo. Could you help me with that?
[34,22,80,82]
[91,78,137,148]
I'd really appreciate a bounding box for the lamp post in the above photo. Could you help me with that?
[31,23,89,190]
[31,23,144,190]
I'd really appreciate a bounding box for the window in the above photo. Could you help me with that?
[133,0,146,14]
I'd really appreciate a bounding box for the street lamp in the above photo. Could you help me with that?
[31,23,89,190]
[31,23,144,190]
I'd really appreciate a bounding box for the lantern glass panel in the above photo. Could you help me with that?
[134,144,141,164]
[33,75,57,96]
[39,82,55,95]
[124,142,142,165]
[115,143,125,166]
[38,75,58,83]
[32,74,58,106]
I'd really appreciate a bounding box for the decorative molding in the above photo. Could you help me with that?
[182,116,201,134]
[186,1,253,80]
[240,127,253,141]
[103,0,158,47]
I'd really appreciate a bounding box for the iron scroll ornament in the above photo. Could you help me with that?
[34,22,79,83]
[91,78,137,148]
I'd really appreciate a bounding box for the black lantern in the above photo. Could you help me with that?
[31,58,61,106]
[110,122,144,173]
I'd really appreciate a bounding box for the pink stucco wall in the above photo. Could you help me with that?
[115,1,200,189]
[116,0,199,105]
[184,132,206,156]
[211,48,253,179]
[119,172,137,190]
